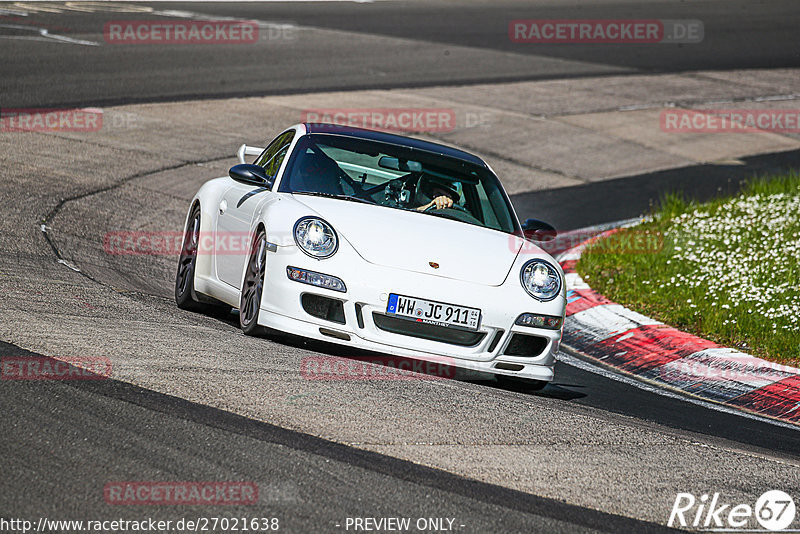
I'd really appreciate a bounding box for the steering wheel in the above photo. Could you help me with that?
[423,203,484,226]
[423,201,469,214]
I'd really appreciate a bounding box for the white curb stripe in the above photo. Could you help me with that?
[566,304,663,345]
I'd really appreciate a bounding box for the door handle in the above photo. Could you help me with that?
[219,200,227,214]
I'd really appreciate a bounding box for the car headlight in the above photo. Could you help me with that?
[520,260,561,301]
[294,217,338,258]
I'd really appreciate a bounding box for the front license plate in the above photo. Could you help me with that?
[386,293,481,331]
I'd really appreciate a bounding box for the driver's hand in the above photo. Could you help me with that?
[418,195,454,211]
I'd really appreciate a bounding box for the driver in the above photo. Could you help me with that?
[415,176,460,211]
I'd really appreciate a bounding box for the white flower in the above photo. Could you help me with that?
[621,184,800,335]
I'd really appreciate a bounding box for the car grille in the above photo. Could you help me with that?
[372,313,486,347]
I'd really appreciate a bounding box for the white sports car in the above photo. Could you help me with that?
[176,123,565,387]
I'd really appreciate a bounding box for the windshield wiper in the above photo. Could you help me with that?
[294,192,376,205]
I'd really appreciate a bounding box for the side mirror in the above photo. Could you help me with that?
[229,164,273,188]
[521,218,557,242]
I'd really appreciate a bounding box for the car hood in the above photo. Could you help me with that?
[292,195,525,286]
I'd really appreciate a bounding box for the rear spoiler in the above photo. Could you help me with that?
[236,144,265,164]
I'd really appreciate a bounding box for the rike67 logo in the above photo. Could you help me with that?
[669,491,797,531]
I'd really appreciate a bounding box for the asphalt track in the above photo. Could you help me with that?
[2,1,800,532]
[0,340,679,534]
[1,0,799,108]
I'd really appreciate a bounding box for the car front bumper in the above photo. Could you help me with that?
[258,243,564,382]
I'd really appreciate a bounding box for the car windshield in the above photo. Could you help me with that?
[278,134,518,233]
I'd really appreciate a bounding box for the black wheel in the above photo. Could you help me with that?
[175,204,232,316]
[240,227,268,336]
[495,375,548,391]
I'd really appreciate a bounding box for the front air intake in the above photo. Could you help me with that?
[301,294,346,324]
[502,333,548,357]
[487,330,505,353]
[494,362,524,372]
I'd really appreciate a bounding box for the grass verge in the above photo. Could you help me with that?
[576,171,800,365]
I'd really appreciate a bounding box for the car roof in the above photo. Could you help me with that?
[302,123,487,168]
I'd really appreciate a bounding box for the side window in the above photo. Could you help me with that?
[255,131,295,177]
[263,145,289,178]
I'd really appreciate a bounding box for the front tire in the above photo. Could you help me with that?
[240,227,268,336]
[175,204,231,316]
